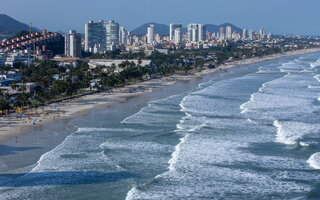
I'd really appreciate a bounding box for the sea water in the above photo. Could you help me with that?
[1,52,320,199]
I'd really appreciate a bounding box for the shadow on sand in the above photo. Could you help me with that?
[0,145,41,156]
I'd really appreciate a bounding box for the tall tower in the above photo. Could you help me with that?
[85,20,106,52]
[65,30,82,58]
[198,24,207,41]
[170,23,182,42]
[119,27,128,45]
[188,24,199,42]
[219,27,225,40]
[147,24,154,44]
[242,28,247,40]
[106,20,119,51]
[249,29,254,40]
[174,28,182,44]
[226,26,232,40]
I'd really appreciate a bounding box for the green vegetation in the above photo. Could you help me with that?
[0,37,319,114]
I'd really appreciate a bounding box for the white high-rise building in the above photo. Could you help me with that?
[259,28,266,40]
[127,31,132,45]
[119,27,128,45]
[242,28,247,40]
[174,28,182,44]
[249,29,254,40]
[198,24,207,41]
[219,27,225,40]
[226,26,232,40]
[65,30,82,58]
[147,24,154,44]
[170,24,182,42]
[188,24,199,42]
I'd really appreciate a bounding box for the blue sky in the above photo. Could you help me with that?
[1,0,319,35]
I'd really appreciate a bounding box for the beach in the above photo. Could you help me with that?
[1,48,320,199]
[1,48,319,145]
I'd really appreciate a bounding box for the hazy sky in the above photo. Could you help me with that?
[1,0,319,35]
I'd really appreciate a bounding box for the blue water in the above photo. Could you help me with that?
[1,53,320,199]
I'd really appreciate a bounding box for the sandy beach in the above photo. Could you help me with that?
[1,48,320,145]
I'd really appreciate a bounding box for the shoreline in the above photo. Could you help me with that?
[1,47,320,145]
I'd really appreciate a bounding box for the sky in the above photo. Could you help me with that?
[1,0,319,35]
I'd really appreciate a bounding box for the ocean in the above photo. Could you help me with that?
[1,52,320,199]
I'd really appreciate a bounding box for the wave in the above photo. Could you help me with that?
[310,59,320,68]
[307,85,320,89]
[77,128,118,133]
[240,93,257,114]
[313,75,320,82]
[247,119,259,124]
[307,153,320,169]
[168,134,189,171]
[274,120,320,145]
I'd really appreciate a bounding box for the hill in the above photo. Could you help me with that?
[131,23,171,36]
[0,14,39,35]
[131,22,242,36]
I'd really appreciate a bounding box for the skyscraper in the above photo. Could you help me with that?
[188,24,199,42]
[226,26,232,40]
[119,27,128,45]
[85,20,106,52]
[259,28,266,40]
[249,29,254,40]
[170,24,182,42]
[106,20,119,51]
[174,28,182,44]
[65,30,82,58]
[219,27,225,40]
[147,24,154,44]
[242,28,247,40]
[85,20,120,52]
[198,24,207,41]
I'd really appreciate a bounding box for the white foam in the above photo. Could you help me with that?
[307,153,320,169]
[299,142,310,147]
[274,120,320,145]
[308,85,320,89]
[247,119,258,124]
[77,127,113,132]
[314,75,320,82]
[310,59,320,68]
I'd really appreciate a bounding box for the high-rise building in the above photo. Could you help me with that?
[127,31,132,45]
[249,29,254,40]
[85,20,106,52]
[147,24,154,44]
[242,28,247,40]
[188,24,198,42]
[170,24,182,42]
[198,24,207,41]
[259,28,266,40]
[65,30,82,58]
[226,26,232,40]
[219,27,225,40]
[119,27,128,45]
[85,20,120,52]
[106,20,119,51]
[174,28,182,44]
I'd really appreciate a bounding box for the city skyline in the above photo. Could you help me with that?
[1,0,319,36]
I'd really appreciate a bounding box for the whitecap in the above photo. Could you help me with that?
[274,120,320,145]
[307,153,320,169]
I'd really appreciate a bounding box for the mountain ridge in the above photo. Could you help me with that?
[131,23,243,36]
[0,14,40,35]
